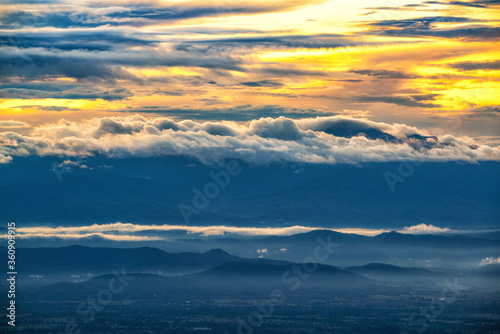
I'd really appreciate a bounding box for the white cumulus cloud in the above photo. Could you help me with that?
[1,115,499,165]
[0,153,13,164]
[400,224,453,234]
[479,257,500,266]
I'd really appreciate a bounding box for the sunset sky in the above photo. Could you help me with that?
[0,0,499,139]
[1,5,499,331]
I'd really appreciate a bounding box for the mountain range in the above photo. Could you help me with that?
[5,243,498,287]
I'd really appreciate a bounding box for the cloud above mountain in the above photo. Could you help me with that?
[479,257,500,266]
[401,223,454,234]
[11,222,458,239]
[1,115,498,164]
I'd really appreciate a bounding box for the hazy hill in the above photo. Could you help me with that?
[9,230,500,272]
[346,263,442,282]
[16,245,240,276]
[193,261,372,288]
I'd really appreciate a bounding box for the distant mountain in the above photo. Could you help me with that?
[320,120,397,141]
[347,263,442,281]
[472,264,500,278]
[11,230,500,276]
[372,231,500,247]
[199,230,500,268]
[41,273,182,300]
[192,261,372,288]
[16,245,240,277]
[40,261,372,301]
[14,245,311,284]
[193,261,289,278]
[260,230,500,248]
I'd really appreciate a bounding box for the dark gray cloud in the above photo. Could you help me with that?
[0,54,136,82]
[0,120,31,128]
[403,3,427,7]
[29,106,82,112]
[0,0,59,3]
[240,80,284,87]
[448,59,500,71]
[0,31,157,51]
[475,105,500,113]
[410,94,442,101]
[423,0,500,8]
[258,66,330,77]
[0,47,246,82]
[0,83,133,101]
[368,16,473,29]
[362,15,500,40]
[0,11,82,29]
[349,69,421,79]
[365,1,500,11]
[0,2,320,29]
[185,34,371,49]
[363,4,429,11]
[467,105,500,117]
[129,104,330,121]
[400,26,500,39]
[365,16,500,40]
[355,95,443,108]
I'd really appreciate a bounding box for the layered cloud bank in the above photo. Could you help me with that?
[1,115,499,164]
[9,222,458,240]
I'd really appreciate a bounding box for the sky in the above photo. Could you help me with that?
[0,0,499,139]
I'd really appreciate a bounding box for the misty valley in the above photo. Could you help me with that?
[2,230,499,334]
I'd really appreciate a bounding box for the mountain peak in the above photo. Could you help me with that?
[205,248,230,255]
[202,249,239,261]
